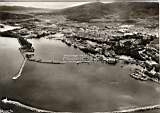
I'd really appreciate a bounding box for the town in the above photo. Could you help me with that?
[0,13,159,84]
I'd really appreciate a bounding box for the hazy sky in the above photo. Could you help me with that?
[0,0,158,9]
[0,2,91,9]
[0,0,158,1]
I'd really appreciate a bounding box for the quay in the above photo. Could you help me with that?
[28,58,93,64]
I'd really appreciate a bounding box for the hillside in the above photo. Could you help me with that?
[60,2,108,22]
[0,6,48,20]
[0,12,32,20]
[0,2,158,22]
[0,6,36,11]
[0,5,51,14]
[58,2,159,22]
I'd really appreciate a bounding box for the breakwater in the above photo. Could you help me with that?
[111,104,160,113]
[12,58,27,80]
[2,98,54,113]
[11,37,34,80]
[2,98,160,113]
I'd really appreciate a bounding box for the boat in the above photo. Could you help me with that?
[130,71,148,81]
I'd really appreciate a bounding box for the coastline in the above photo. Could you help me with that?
[1,98,160,113]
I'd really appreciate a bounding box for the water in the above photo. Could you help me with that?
[28,38,86,61]
[0,37,23,81]
[0,37,160,112]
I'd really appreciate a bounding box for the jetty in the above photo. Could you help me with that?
[12,36,34,80]
[12,58,27,80]
[2,97,160,113]
[2,98,54,113]
[111,104,160,113]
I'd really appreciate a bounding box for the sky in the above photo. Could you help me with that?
[0,0,158,1]
[0,0,158,9]
[0,2,90,9]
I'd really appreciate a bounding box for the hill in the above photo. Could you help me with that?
[0,6,50,20]
[0,5,51,14]
[0,2,158,22]
[0,12,32,20]
[58,2,159,22]
[0,6,36,11]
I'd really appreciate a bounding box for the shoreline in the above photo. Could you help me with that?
[15,36,160,85]
[1,98,160,113]
[1,98,54,113]
[28,58,91,64]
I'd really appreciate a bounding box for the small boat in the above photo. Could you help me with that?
[130,71,148,81]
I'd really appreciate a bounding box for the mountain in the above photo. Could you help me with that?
[0,5,40,12]
[57,2,159,22]
[59,2,109,22]
[0,5,51,14]
[0,6,50,20]
[0,12,32,20]
[0,6,36,11]
[0,2,158,22]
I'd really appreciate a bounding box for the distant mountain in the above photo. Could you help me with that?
[0,5,38,11]
[0,5,51,14]
[58,2,109,22]
[57,2,159,22]
[0,5,50,20]
[0,12,32,20]
[0,2,158,22]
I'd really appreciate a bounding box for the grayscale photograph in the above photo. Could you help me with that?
[0,0,159,112]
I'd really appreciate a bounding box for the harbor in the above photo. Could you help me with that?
[0,2,159,112]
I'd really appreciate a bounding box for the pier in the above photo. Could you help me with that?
[12,58,27,80]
